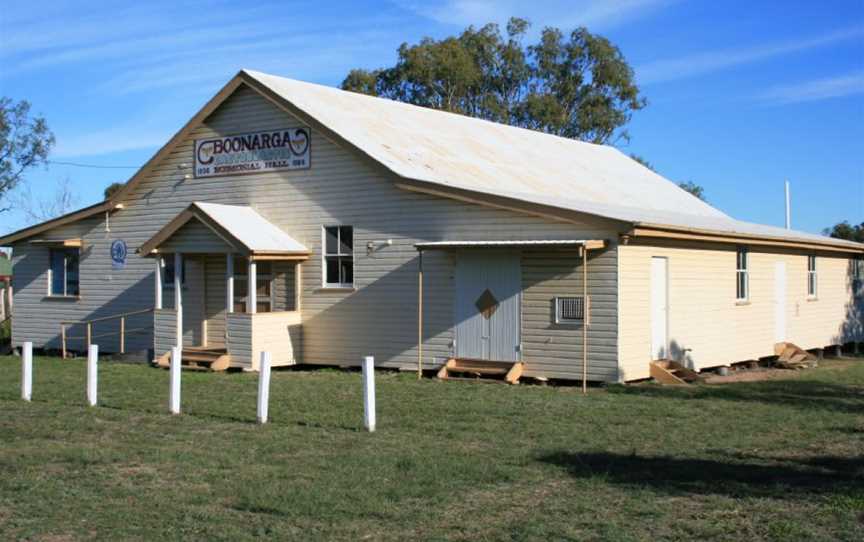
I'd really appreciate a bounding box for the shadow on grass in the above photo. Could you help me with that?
[609,378,864,414]
[537,451,864,499]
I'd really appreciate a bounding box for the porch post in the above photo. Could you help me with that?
[582,245,589,395]
[247,258,257,314]
[175,252,183,350]
[226,254,234,313]
[154,256,163,309]
[417,249,423,379]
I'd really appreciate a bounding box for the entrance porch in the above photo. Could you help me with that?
[141,202,309,370]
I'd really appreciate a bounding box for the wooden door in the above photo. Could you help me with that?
[650,257,669,360]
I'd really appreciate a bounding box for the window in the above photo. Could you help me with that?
[163,257,185,289]
[853,256,862,297]
[234,258,274,313]
[554,296,584,324]
[49,248,79,296]
[807,255,817,298]
[736,247,749,301]
[323,226,354,287]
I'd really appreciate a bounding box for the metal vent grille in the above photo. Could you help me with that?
[555,296,584,323]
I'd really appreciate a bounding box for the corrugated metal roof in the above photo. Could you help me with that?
[139,202,309,256]
[244,70,862,251]
[192,202,308,253]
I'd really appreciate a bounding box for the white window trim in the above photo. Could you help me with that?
[233,258,276,312]
[47,248,80,298]
[736,247,749,302]
[807,255,817,299]
[321,225,355,289]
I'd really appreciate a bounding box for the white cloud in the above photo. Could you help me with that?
[392,0,674,31]
[759,71,864,105]
[637,26,864,85]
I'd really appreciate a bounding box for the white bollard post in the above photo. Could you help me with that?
[169,346,181,414]
[362,355,376,432]
[87,344,98,407]
[257,351,271,424]
[21,342,32,401]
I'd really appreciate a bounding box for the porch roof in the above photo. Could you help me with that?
[415,239,606,251]
[139,202,310,260]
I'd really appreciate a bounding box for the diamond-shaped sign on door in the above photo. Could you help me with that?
[475,288,499,319]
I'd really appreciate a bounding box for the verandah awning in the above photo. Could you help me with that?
[414,239,606,251]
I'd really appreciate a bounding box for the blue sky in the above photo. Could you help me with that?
[1,0,862,235]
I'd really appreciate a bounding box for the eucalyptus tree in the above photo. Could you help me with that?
[342,18,646,145]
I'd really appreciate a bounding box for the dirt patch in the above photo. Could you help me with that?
[703,368,805,384]
[703,358,861,384]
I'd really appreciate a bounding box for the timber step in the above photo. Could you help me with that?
[437,358,524,384]
[773,342,819,369]
[649,360,702,385]
[156,347,231,372]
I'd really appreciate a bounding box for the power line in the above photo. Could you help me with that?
[48,160,140,169]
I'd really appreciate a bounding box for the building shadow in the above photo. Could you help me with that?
[832,258,864,347]
[537,450,863,499]
[608,378,864,414]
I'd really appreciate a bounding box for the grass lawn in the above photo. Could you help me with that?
[0,356,862,541]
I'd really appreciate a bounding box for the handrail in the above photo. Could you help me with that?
[60,307,154,326]
[60,307,155,358]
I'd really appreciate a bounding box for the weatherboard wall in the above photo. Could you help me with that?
[11,214,157,355]
[521,249,619,381]
[618,239,862,380]
[9,83,625,380]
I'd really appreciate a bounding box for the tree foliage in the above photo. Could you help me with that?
[342,18,646,145]
[678,181,706,202]
[104,182,125,200]
[629,153,655,171]
[0,98,55,212]
[823,221,864,243]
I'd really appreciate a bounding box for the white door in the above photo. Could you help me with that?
[650,257,669,360]
[774,261,787,343]
[454,253,521,361]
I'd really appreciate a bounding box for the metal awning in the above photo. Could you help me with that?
[29,238,84,248]
[415,239,606,251]
[139,202,309,260]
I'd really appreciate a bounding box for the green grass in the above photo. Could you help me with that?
[0,356,862,541]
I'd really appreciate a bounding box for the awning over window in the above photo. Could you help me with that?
[29,239,83,248]
[139,202,309,260]
[414,239,606,251]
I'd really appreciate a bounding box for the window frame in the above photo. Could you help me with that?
[233,258,276,313]
[735,246,749,302]
[162,257,185,290]
[851,256,862,298]
[321,225,355,289]
[48,248,80,298]
[807,255,817,299]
